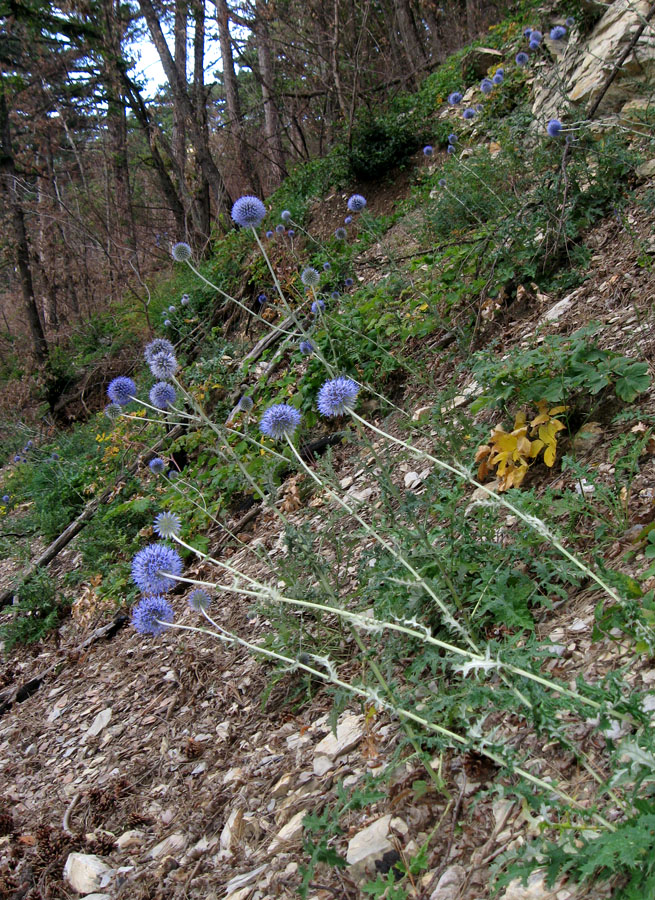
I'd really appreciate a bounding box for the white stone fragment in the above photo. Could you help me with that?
[63,853,112,894]
[84,708,112,739]
[313,714,364,774]
[268,809,307,852]
[429,864,467,900]
[346,814,393,876]
[148,832,187,859]
[115,830,144,851]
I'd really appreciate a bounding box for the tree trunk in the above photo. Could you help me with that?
[172,0,188,176]
[254,4,286,186]
[392,0,427,85]
[214,0,260,195]
[0,77,48,363]
[138,0,232,226]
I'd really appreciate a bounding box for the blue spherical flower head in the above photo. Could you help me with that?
[317,377,359,417]
[51,452,59,460]
[448,91,462,105]
[288,229,295,238]
[301,266,320,287]
[259,403,302,440]
[423,145,434,157]
[323,261,331,270]
[275,224,285,234]
[149,457,166,474]
[258,293,268,305]
[496,68,504,76]
[171,242,192,262]
[13,455,20,463]
[438,178,446,187]
[516,51,529,66]
[480,78,493,94]
[566,16,575,27]
[347,194,366,212]
[334,227,347,240]
[547,118,563,137]
[231,195,266,228]
[448,133,457,144]
[299,340,314,355]
[188,589,211,613]
[107,376,136,406]
[331,291,340,300]
[132,543,183,594]
[150,382,176,410]
[550,25,567,40]
[492,72,504,85]
[25,440,33,450]
[154,511,181,539]
[181,293,189,305]
[531,29,542,42]
[132,595,174,636]
[463,108,476,120]
[311,299,325,314]
[164,319,172,327]
[447,145,455,154]
[168,305,176,313]
[150,350,178,380]
[238,395,254,412]
[524,26,533,37]
[281,209,291,222]
[529,39,541,50]
[2,494,9,503]
[344,277,354,287]
[344,215,352,225]
[265,230,274,239]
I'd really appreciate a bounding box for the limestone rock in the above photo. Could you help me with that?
[63,853,112,894]
[346,814,393,877]
[85,708,112,740]
[115,830,144,851]
[500,871,573,900]
[637,159,655,179]
[220,809,244,853]
[313,713,364,774]
[148,832,187,860]
[430,865,467,900]
[268,809,307,852]
[461,47,503,79]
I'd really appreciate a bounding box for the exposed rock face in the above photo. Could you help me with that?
[534,0,655,121]
[461,47,504,79]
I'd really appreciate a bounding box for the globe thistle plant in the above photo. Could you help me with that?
[547,119,563,137]
[347,194,367,212]
[448,91,462,105]
[188,589,211,613]
[181,294,189,306]
[150,382,177,410]
[281,209,291,222]
[238,395,254,412]
[423,145,434,157]
[149,458,166,475]
[463,109,476,120]
[275,224,285,234]
[323,261,331,270]
[258,293,268,305]
[104,403,122,421]
[566,16,575,26]
[331,291,340,300]
[311,299,325,314]
[516,51,529,66]
[550,25,567,40]
[266,230,274,239]
[448,133,457,144]
[335,227,347,240]
[164,319,172,327]
[154,511,182,539]
[149,351,178,380]
[132,543,183,595]
[529,39,541,50]
[299,340,314,355]
[301,266,320,287]
[530,29,542,43]
[344,215,352,225]
[317,377,360,417]
[259,403,302,440]
[171,242,192,262]
[107,376,136,406]
[344,277,354,287]
[2,494,9,503]
[492,72,504,85]
[132,595,174,636]
[168,305,176,313]
[231,195,267,228]
[447,145,455,154]
[480,78,493,94]
[524,26,533,37]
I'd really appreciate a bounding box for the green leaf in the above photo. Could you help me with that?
[614,362,650,402]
